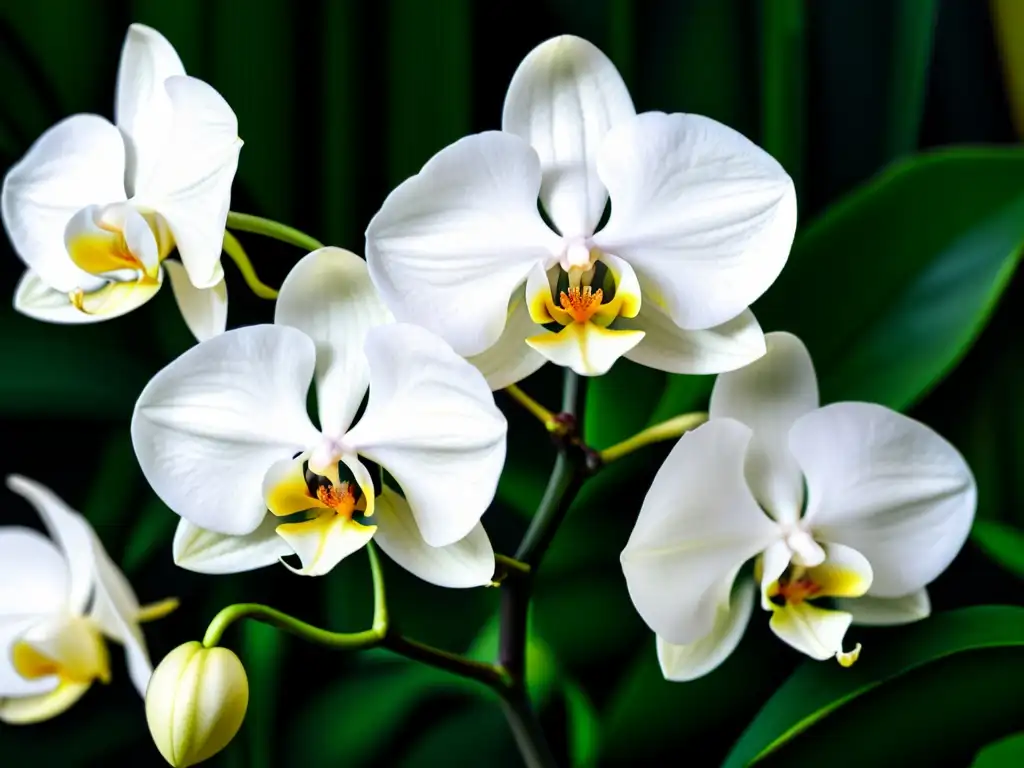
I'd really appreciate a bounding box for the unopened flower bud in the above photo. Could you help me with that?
[146,641,249,767]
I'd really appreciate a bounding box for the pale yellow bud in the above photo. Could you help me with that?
[145,641,249,767]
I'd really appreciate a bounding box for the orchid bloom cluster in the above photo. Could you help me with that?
[0,22,977,768]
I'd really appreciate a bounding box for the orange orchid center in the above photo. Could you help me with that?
[316,481,359,518]
[774,572,822,606]
[559,285,605,324]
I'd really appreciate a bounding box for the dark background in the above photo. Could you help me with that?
[3,1,1024,766]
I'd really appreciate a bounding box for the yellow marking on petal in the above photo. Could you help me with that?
[67,278,161,317]
[12,641,60,680]
[837,643,862,667]
[806,560,871,599]
[597,258,641,320]
[67,230,142,276]
[276,509,376,576]
[264,456,327,517]
[12,620,110,686]
[136,598,180,624]
[0,680,92,725]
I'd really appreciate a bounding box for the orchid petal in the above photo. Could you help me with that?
[622,305,765,374]
[792,402,976,596]
[836,590,931,626]
[769,602,854,662]
[467,291,548,390]
[0,679,91,724]
[6,476,94,615]
[365,131,560,357]
[502,35,635,237]
[344,323,507,548]
[132,325,322,536]
[165,260,227,342]
[2,115,126,292]
[0,527,68,617]
[593,112,796,330]
[621,419,782,645]
[86,530,151,695]
[526,321,644,376]
[373,487,495,588]
[139,76,241,289]
[115,24,186,195]
[276,515,377,577]
[656,577,755,682]
[275,247,391,436]
[710,332,818,524]
[173,517,294,575]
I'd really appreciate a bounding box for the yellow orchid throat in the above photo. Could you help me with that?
[63,206,174,316]
[0,599,178,725]
[763,558,868,669]
[264,454,378,575]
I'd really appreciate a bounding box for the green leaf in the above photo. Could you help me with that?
[973,732,1024,767]
[723,606,1024,767]
[885,0,938,157]
[583,360,665,450]
[564,681,600,768]
[756,148,1024,411]
[972,521,1024,580]
[602,621,793,766]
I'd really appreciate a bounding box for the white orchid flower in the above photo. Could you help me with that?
[1,23,241,341]
[0,475,176,724]
[620,332,976,681]
[131,247,505,585]
[365,35,795,387]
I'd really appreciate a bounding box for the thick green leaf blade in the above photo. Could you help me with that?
[972,521,1024,580]
[885,0,938,157]
[564,681,600,768]
[973,732,1024,767]
[723,606,1024,767]
[756,148,1024,411]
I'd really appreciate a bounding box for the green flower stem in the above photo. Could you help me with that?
[221,231,279,299]
[503,384,559,432]
[201,602,380,650]
[202,544,506,690]
[226,211,325,252]
[599,411,709,464]
[500,693,560,768]
[381,633,512,690]
[498,370,589,768]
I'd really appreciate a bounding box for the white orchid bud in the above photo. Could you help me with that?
[145,641,248,767]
